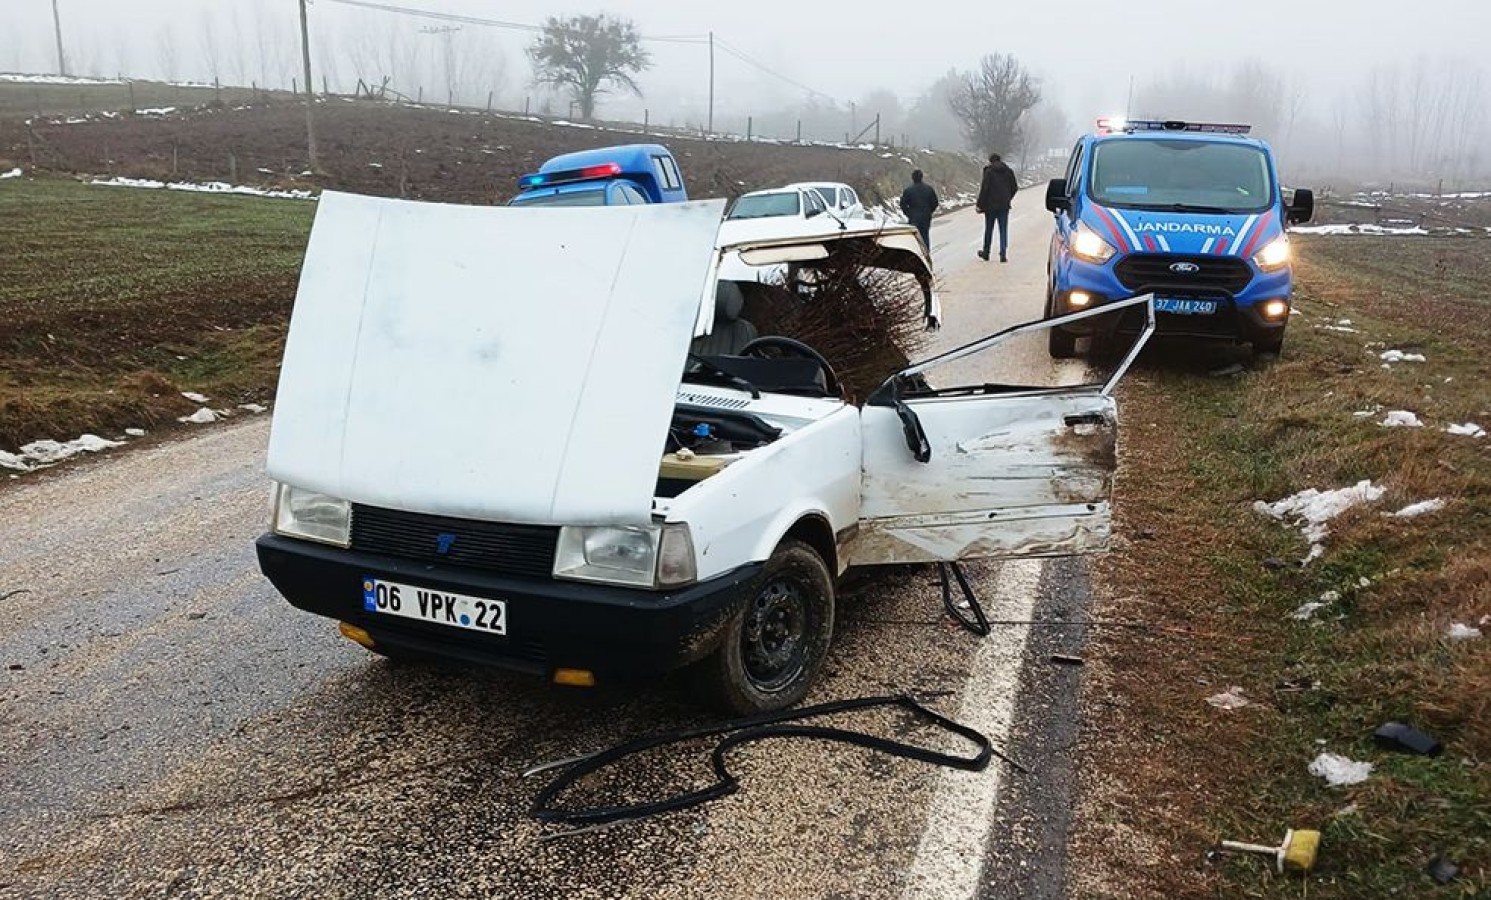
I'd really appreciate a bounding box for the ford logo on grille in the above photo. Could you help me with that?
[1169,262,1201,274]
[436,533,457,554]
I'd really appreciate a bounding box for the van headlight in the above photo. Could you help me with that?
[1253,235,1291,271]
[1071,224,1117,263]
[554,523,697,589]
[272,483,351,548]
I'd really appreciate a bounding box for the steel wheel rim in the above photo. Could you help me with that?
[742,577,809,693]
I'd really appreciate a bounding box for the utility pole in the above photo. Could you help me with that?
[299,0,319,171]
[51,0,68,77]
[707,32,715,136]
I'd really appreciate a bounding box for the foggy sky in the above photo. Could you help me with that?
[6,0,1488,116]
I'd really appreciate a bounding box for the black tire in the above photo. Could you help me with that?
[699,539,834,715]
[1252,332,1285,356]
[1048,325,1079,359]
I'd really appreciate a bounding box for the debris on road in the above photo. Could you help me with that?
[1220,827,1321,874]
[1206,687,1250,710]
[1050,654,1085,666]
[1372,722,1443,757]
[1308,752,1373,786]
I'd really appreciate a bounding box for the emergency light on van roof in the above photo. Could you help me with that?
[519,162,625,188]
[1095,117,1252,136]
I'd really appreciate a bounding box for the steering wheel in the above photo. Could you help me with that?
[738,336,842,398]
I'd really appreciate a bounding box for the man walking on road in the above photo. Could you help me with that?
[899,169,939,255]
[976,153,1019,262]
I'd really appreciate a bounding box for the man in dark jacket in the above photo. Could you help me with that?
[976,153,1019,262]
[899,170,939,255]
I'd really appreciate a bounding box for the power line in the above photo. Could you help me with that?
[320,0,709,44]
[713,38,839,104]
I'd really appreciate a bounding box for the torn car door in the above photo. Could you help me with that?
[851,295,1154,565]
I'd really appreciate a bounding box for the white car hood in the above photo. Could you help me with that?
[265,191,727,526]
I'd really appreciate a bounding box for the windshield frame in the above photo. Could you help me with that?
[508,187,609,208]
[1085,137,1276,215]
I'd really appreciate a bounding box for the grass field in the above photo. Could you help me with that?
[0,75,279,120]
[0,176,312,449]
[1075,235,1491,896]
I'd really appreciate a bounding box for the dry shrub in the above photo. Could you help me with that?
[738,242,933,402]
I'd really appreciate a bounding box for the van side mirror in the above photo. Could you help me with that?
[1045,179,1070,213]
[1287,188,1314,224]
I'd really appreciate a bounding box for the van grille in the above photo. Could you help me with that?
[350,505,559,578]
[1114,254,1253,296]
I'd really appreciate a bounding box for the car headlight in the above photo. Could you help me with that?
[272,483,351,548]
[554,523,697,589]
[1071,224,1117,263]
[1253,235,1291,270]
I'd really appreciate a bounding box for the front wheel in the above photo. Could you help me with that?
[698,540,834,715]
[1252,332,1285,356]
[1048,326,1079,359]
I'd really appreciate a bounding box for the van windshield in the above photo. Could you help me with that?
[1089,139,1273,213]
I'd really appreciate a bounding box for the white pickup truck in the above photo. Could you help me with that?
[255,193,1153,714]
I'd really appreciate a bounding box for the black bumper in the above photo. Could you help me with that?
[1055,290,1285,343]
[255,534,758,681]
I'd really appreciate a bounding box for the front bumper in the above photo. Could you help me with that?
[1052,254,1292,343]
[256,533,759,681]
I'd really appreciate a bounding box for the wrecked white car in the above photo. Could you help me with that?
[255,192,1153,714]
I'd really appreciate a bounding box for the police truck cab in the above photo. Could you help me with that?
[507,143,688,207]
[1043,118,1313,357]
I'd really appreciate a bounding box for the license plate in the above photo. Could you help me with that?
[1155,297,1218,315]
[361,577,507,636]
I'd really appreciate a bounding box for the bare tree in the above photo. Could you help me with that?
[156,25,180,83]
[199,13,222,84]
[526,14,651,120]
[947,54,1041,155]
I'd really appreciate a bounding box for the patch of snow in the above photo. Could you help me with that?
[136,107,177,116]
[1380,410,1424,428]
[1255,480,1386,564]
[1445,422,1487,438]
[90,176,315,201]
[1292,223,1429,236]
[238,403,267,414]
[181,391,210,403]
[0,168,21,179]
[1291,601,1328,621]
[124,428,147,437]
[1309,753,1373,787]
[368,162,383,168]
[178,407,219,424]
[1380,349,1427,364]
[0,433,125,472]
[1206,687,1250,710]
[0,73,123,85]
[1447,623,1483,641]
[1391,499,1445,519]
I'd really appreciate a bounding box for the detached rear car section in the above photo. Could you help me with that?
[256,194,1152,714]
[1043,118,1313,357]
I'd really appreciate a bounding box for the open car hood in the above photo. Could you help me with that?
[266,191,727,526]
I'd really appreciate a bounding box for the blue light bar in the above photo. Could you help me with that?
[1120,119,1252,135]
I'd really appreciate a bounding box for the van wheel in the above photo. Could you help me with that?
[700,540,834,715]
[1049,326,1079,359]
[1253,333,1285,356]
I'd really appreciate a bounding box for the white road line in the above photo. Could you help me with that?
[900,558,1042,900]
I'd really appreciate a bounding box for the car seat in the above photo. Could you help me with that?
[690,281,759,357]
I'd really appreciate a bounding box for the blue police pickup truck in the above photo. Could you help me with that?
[1043,118,1314,357]
[508,143,688,207]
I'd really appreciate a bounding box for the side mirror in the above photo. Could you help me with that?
[1287,188,1314,224]
[1045,178,1070,213]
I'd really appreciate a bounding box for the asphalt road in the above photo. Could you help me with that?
[0,191,1092,900]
